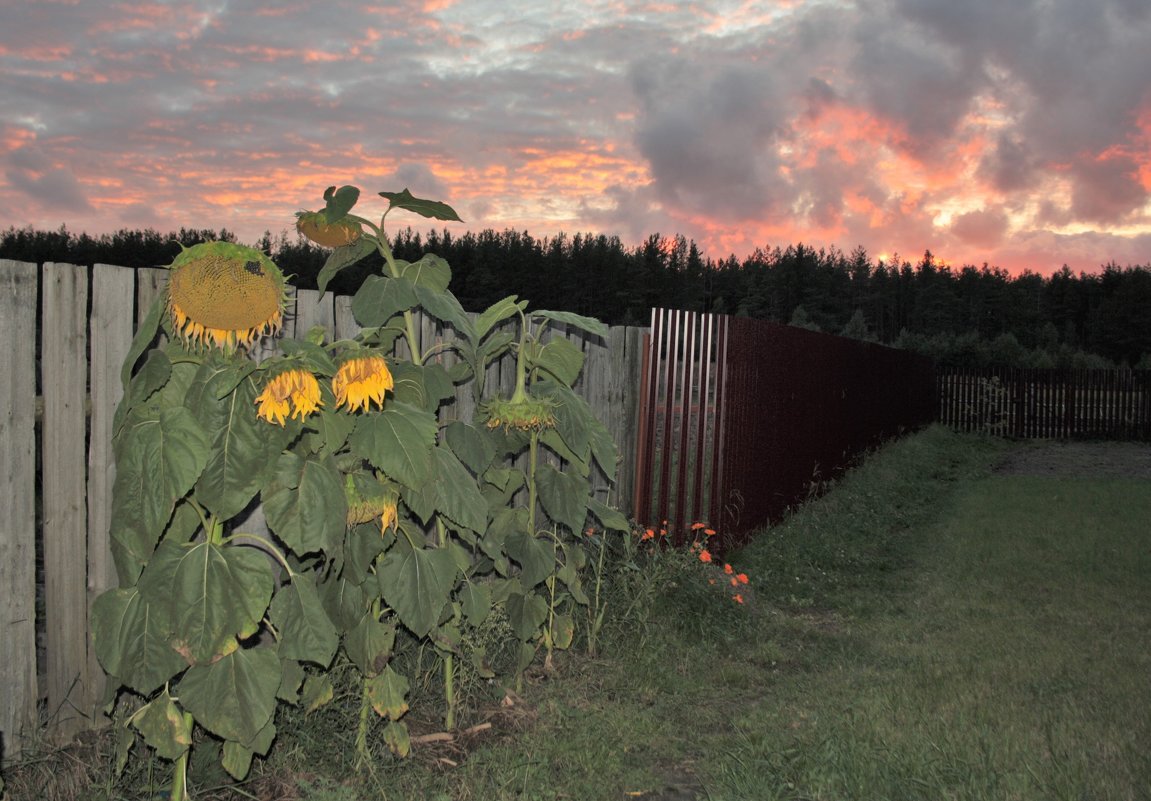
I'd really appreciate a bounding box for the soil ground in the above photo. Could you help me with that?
[994,439,1151,479]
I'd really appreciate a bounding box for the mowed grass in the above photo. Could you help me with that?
[395,428,1151,801]
[707,458,1151,800]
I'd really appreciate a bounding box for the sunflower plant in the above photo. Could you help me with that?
[91,185,630,799]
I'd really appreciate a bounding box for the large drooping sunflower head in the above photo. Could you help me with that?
[166,241,288,353]
[483,391,558,432]
[296,210,365,248]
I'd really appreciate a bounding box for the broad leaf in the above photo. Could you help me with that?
[317,236,375,295]
[475,296,527,342]
[588,497,630,532]
[536,463,590,535]
[505,591,548,642]
[350,403,437,489]
[379,188,462,222]
[319,573,367,631]
[91,587,185,695]
[114,404,211,551]
[430,446,488,533]
[139,539,274,665]
[530,336,584,387]
[270,574,338,667]
[391,362,455,413]
[414,284,474,338]
[550,613,575,650]
[195,376,288,520]
[300,674,334,712]
[443,421,496,474]
[119,295,166,395]
[398,253,451,292]
[505,528,554,589]
[263,452,346,557]
[132,692,191,761]
[532,309,609,339]
[383,720,411,757]
[351,274,418,327]
[178,647,281,745]
[377,543,458,638]
[345,612,395,678]
[457,582,491,626]
[221,718,275,780]
[366,665,409,720]
[322,184,360,222]
[587,418,618,484]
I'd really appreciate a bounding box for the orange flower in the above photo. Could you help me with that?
[333,354,393,412]
[732,594,744,604]
[730,577,739,587]
[691,522,707,531]
[737,573,749,584]
[723,563,734,575]
[698,549,712,563]
[641,528,655,541]
[704,528,716,537]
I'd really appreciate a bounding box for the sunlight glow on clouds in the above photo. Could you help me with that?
[1,0,1149,275]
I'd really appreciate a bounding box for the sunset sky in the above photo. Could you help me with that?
[2,0,1150,275]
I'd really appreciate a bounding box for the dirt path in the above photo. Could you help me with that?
[994,440,1151,479]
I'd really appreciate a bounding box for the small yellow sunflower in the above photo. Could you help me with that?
[255,368,322,425]
[333,354,394,413]
[166,241,287,353]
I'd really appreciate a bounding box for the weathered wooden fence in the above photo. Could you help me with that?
[634,309,937,550]
[0,260,644,757]
[937,366,1151,440]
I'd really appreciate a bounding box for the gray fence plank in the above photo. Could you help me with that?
[85,265,136,721]
[41,263,94,741]
[0,260,40,757]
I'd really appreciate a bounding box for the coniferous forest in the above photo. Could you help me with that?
[3,223,1149,369]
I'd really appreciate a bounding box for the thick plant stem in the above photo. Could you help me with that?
[444,653,456,731]
[355,677,372,769]
[171,713,193,801]
[376,230,423,366]
[434,518,457,731]
[528,431,539,535]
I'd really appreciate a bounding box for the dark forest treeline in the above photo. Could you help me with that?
[3,223,1150,369]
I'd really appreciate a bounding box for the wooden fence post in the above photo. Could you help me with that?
[0,260,39,758]
[85,265,136,726]
[41,263,94,742]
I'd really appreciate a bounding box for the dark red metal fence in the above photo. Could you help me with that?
[634,309,935,550]
[937,367,1151,440]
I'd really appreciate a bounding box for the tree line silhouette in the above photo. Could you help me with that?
[3,223,1149,369]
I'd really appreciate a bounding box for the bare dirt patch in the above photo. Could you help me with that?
[994,440,1151,479]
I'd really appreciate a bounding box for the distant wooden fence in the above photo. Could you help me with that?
[634,309,936,550]
[0,260,644,757]
[937,366,1151,440]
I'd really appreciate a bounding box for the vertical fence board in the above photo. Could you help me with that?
[41,263,93,742]
[84,265,136,727]
[294,289,335,338]
[0,260,39,757]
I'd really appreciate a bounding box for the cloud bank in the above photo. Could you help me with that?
[1,0,1148,274]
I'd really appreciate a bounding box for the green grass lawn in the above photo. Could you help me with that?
[402,428,1150,801]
